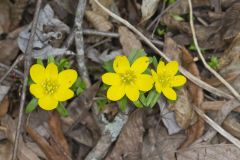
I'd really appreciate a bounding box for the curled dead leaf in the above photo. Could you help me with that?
[0,96,9,118]
[118,26,142,55]
[180,47,204,148]
[141,0,160,22]
[85,10,113,32]
[48,111,70,155]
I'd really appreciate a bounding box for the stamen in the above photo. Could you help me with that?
[42,79,59,95]
[120,70,136,85]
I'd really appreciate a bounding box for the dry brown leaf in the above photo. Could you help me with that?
[204,72,239,87]
[85,10,113,32]
[48,111,70,155]
[118,26,142,55]
[223,113,240,139]
[26,126,66,160]
[173,89,197,129]
[142,126,185,160]
[52,0,78,15]
[177,144,240,160]
[90,0,113,19]
[10,0,28,30]
[0,96,9,118]
[141,0,160,22]
[0,140,12,160]
[0,0,11,34]
[0,39,19,64]
[105,109,145,160]
[163,37,197,131]
[180,47,204,148]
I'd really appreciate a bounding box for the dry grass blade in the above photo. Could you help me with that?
[93,0,233,99]
[193,105,240,149]
[187,0,240,101]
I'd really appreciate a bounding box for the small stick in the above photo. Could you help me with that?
[11,0,42,159]
[0,55,24,84]
[74,0,91,87]
[0,62,24,77]
[193,105,240,149]
[93,0,233,99]
[187,0,240,101]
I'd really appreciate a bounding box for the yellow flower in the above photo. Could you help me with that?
[29,63,77,110]
[151,61,186,100]
[102,56,154,102]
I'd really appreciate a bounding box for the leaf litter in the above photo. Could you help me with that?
[1,0,240,159]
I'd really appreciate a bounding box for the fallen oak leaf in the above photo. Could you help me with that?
[85,10,113,32]
[118,26,142,56]
[0,96,9,118]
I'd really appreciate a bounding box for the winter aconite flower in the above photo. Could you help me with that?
[102,56,154,102]
[151,61,186,100]
[29,63,77,110]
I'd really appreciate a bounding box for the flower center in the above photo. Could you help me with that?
[42,79,59,95]
[120,70,136,85]
[158,73,172,88]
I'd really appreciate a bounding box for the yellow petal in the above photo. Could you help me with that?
[162,87,177,100]
[38,96,58,110]
[165,61,178,76]
[107,85,125,101]
[54,87,74,101]
[136,74,153,91]
[125,85,139,101]
[131,56,149,73]
[113,56,130,73]
[171,75,187,87]
[155,82,162,93]
[45,63,58,80]
[102,73,121,85]
[29,84,44,98]
[58,69,78,88]
[30,64,45,83]
[151,69,158,82]
[157,61,165,75]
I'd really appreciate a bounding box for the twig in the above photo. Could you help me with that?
[12,0,42,160]
[0,62,24,77]
[0,55,24,84]
[193,105,240,149]
[93,0,233,99]
[187,0,240,101]
[83,29,164,46]
[193,100,240,144]
[74,0,91,87]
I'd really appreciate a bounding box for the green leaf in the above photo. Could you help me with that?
[208,56,219,70]
[71,77,86,95]
[146,90,159,107]
[167,0,176,5]
[133,100,143,108]
[58,58,71,71]
[139,93,147,106]
[149,92,160,108]
[170,13,184,21]
[37,58,44,65]
[156,28,166,36]
[25,98,38,113]
[97,97,108,111]
[56,103,69,117]
[118,96,128,111]
[152,56,158,69]
[103,60,114,72]
[47,55,55,64]
[128,49,146,64]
